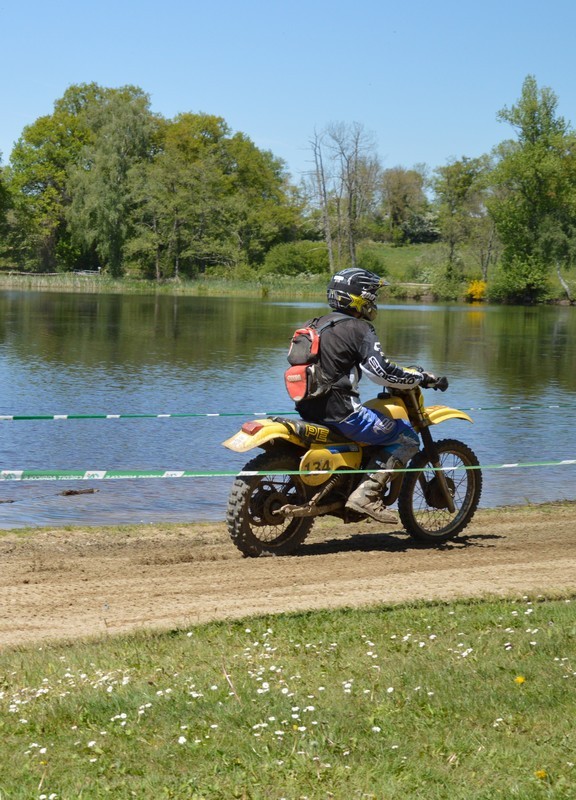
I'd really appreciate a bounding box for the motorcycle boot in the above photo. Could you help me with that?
[345,453,401,523]
[345,434,420,524]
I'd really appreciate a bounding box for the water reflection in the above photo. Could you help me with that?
[1,291,575,528]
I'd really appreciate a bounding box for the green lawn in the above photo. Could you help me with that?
[1,595,575,799]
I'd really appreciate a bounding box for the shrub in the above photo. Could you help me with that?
[464,279,487,302]
[260,241,329,276]
[487,256,553,304]
[356,243,389,276]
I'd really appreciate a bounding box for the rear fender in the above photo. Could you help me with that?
[222,419,303,453]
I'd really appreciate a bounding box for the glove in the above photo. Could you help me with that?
[420,371,437,388]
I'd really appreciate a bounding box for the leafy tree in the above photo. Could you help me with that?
[0,156,12,265]
[0,156,8,218]
[67,86,159,276]
[380,166,431,244]
[128,114,238,279]
[5,84,101,270]
[400,210,440,244]
[128,114,304,279]
[433,155,493,286]
[223,132,304,268]
[4,84,306,277]
[488,75,576,302]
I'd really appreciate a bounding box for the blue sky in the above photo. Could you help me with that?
[2,0,576,180]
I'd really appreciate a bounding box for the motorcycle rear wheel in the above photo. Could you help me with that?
[226,451,314,557]
[398,438,482,543]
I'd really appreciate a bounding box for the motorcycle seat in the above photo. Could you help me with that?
[272,416,352,445]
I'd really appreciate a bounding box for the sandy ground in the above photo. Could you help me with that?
[1,503,575,649]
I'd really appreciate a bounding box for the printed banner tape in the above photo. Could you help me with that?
[1,460,576,482]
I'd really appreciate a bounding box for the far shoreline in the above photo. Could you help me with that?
[1,271,573,305]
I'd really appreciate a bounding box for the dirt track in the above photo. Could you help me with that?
[1,503,576,649]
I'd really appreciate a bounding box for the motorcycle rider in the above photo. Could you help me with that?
[294,267,436,524]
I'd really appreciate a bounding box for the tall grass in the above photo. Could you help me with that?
[0,272,329,299]
[1,595,575,798]
[0,271,432,303]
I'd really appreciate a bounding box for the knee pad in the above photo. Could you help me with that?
[386,431,420,465]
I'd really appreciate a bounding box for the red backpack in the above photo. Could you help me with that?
[284,313,350,403]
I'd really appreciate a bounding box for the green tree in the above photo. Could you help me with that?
[128,114,304,279]
[67,86,159,276]
[6,84,305,278]
[223,132,304,268]
[0,156,12,265]
[261,240,329,276]
[128,114,238,279]
[380,166,431,244]
[488,75,576,302]
[433,155,492,288]
[5,84,102,270]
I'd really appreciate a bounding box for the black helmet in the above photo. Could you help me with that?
[327,267,388,321]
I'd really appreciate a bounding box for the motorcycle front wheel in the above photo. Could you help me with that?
[397,438,482,543]
[226,451,314,557]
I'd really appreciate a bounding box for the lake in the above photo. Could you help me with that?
[1,290,575,528]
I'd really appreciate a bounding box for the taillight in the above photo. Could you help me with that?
[242,421,264,435]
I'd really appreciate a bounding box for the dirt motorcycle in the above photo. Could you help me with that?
[222,377,482,557]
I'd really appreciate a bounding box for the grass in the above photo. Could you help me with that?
[1,595,575,799]
[0,243,446,301]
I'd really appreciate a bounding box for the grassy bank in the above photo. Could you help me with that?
[0,271,435,303]
[1,594,575,799]
[0,244,442,301]
[0,272,295,297]
[2,240,574,304]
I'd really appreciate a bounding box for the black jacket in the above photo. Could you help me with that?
[296,312,424,425]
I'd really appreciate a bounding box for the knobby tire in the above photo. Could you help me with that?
[226,451,314,557]
[397,438,482,543]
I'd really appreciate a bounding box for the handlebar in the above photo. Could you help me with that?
[423,376,449,391]
[408,366,449,392]
[380,376,449,400]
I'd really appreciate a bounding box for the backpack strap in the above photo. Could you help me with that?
[313,312,353,333]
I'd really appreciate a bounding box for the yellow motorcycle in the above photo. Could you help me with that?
[222,377,482,557]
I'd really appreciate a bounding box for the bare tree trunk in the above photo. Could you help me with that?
[326,122,378,270]
[310,122,380,273]
[479,222,497,282]
[311,133,335,273]
[334,195,344,270]
[172,218,180,280]
[556,261,573,302]
[153,215,161,281]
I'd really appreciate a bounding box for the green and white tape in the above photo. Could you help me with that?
[1,402,575,423]
[1,459,576,482]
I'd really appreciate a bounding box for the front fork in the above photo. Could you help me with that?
[419,427,456,513]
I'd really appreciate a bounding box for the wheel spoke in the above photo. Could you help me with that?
[398,439,482,542]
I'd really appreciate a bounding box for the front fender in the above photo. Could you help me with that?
[222,419,303,453]
[424,405,474,425]
[364,395,473,426]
